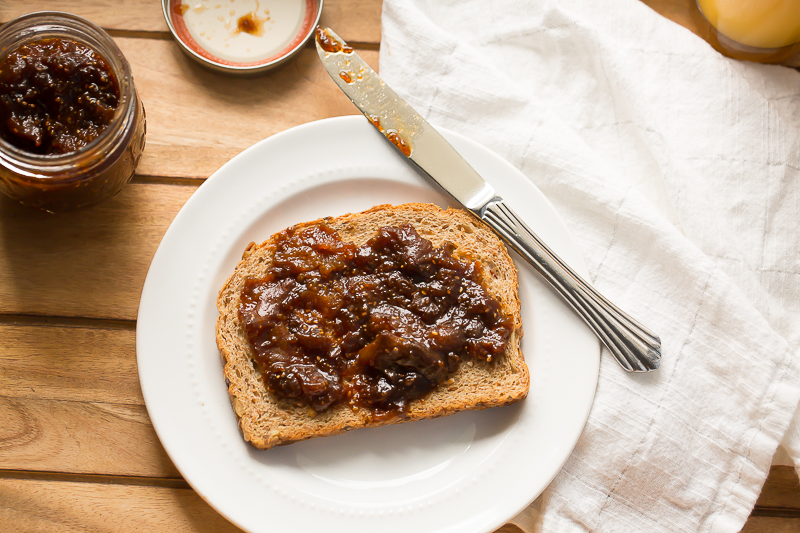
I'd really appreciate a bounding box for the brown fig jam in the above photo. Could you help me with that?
[0,38,120,155]
[0,13,145,211]
[315,26,353,54]
[236,12,266,37]
[239,223,513,419]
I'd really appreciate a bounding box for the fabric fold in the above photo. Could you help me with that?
[379,0,800,531]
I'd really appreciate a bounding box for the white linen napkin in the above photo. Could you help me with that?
[378,1,800,531]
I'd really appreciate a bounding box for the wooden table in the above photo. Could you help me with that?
[0,1,797,531]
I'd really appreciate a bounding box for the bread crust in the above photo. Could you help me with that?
[215,203,527,449]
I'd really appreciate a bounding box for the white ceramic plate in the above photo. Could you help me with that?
[137,116,599,533]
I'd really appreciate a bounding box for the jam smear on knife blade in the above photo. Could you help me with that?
[315,26,353,54]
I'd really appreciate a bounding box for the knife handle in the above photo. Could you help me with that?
[480,199,661,372]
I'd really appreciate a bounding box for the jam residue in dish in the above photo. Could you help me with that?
[239,223,513,419]
[0,38,120,155]
[236,9,267,37]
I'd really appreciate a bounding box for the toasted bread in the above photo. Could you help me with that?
[215,203,527,449]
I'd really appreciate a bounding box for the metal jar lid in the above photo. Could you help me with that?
[162,0,323,74]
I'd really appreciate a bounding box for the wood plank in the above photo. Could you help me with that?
[740,517,800,532]
[0,182,196,320]
[0,476,529,533]
[0,481,796,533]
[0,478,244,532]
[0,396,179,478]
[756,466,800,510]
[0,1,167,33]
[0,0,382,43]
[121,39,379,179]
[1,321,797,525]
[0,321,140,405]
[0,321,179,478]
[320,0,382,44]
[0,474,796,533]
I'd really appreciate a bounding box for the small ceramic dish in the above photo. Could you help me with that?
[162,0,322,74]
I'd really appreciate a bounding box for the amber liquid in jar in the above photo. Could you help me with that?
[692,0,800,65]
[0,12,146,211]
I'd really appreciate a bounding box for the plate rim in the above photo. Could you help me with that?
[136,115,600,533]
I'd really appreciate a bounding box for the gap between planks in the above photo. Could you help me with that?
[750,507,800,519]
[104,28,381,52]
[106,29,382,51]
[0,469,188,490]
[106,29,173,41]
[0,313,136,331]
[0,25,381,51]
[130,174,205,186]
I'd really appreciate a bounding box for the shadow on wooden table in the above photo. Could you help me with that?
[0,181,197,320]
[0,193,128,318]
[166,40,315,108]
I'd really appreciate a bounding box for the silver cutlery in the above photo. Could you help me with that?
[315,27,661,372]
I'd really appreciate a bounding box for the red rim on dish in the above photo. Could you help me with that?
[163,0,322,73]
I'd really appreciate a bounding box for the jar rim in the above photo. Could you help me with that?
[0,11,137,180]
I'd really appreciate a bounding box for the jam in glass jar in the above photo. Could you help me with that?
[0,12,146,210]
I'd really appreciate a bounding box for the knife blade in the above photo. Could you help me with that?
[315,27,661,372]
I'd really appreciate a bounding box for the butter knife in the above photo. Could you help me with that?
[315,27,661,372]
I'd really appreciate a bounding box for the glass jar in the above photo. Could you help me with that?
[0,12,146,211]
[692,0,800,65]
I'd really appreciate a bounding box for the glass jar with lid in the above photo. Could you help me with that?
[0,11,146,211]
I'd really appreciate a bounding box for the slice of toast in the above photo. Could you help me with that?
[215,203,527,449]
